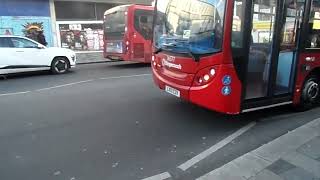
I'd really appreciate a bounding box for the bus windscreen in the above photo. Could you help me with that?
[154,0,226,55]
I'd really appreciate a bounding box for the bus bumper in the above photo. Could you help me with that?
[152,65,242,115]
[152,67,191,100]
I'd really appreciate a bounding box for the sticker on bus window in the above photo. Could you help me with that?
[183,30,191,39]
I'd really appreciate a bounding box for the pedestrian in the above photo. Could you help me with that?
[37,30,48,46]
[4,29,12,35]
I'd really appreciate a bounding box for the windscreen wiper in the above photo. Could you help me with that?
[153,48,163,54]
[188,51,200,62]
[154,43,176,54]
[164,42,200,62]
[156,44,200,62]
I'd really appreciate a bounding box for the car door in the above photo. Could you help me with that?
[10,37,48,67]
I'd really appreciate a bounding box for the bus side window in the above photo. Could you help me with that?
[231,1,244,48]
[306,0,320,49]
[134,10,153,40]
[231,0,248,82]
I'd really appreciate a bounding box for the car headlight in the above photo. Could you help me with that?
[71,54,76,62]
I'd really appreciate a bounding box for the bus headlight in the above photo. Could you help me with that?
[203,74,210,81]
[210,69,216,76]
[194,66,218,86]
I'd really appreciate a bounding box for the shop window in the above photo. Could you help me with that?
[59,23,104,51]
[55,2,125,51]
[305,0,320,49]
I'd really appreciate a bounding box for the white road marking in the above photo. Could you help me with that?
[0,91,31,97]
[0,74,152,97]
[99,74,151,80]
[141,172,171,180]
[178,122,256,171]
[35,79,95,92]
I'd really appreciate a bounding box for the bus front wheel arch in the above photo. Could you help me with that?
[295,70,320,111]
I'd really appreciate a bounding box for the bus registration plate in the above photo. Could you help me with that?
[165,86,180,98]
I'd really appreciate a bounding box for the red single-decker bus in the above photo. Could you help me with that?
[152,0,320,114]
[103,4,154,63]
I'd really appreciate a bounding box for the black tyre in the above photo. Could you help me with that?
[51,57,70,74]
[296,75,320,111]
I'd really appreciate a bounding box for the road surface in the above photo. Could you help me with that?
[0,62,319,180]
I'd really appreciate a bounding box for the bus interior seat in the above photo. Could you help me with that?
[310,33,320,48]
[248,43,270,73]
[231,31,243,48]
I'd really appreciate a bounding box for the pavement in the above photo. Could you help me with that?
[0,62,319,180]
[197,118,320,180]
[75,52,111,64]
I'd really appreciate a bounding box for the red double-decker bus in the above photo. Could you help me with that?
[103,4,154,63]
[152,0,320,114]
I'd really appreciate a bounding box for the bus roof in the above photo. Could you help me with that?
[104,5,130,15]
[104,4,153,16]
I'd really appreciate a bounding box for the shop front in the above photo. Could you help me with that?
[54,0,152,52]
[54,1,115,52]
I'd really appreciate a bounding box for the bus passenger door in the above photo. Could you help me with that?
[274,0,305,95]
[244,0,305,99]
[244,0,278,100]
[232,0,308,110]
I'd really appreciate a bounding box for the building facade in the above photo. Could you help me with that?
[0,0,54,46]
[0,0,152,52]
[54,0,152,52]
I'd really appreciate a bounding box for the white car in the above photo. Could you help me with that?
[0,35,76,75]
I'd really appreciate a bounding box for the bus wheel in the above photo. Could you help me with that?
[297,75,320,111]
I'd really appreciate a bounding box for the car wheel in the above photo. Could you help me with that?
[296,75,320,111]
[51,57,70,74]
